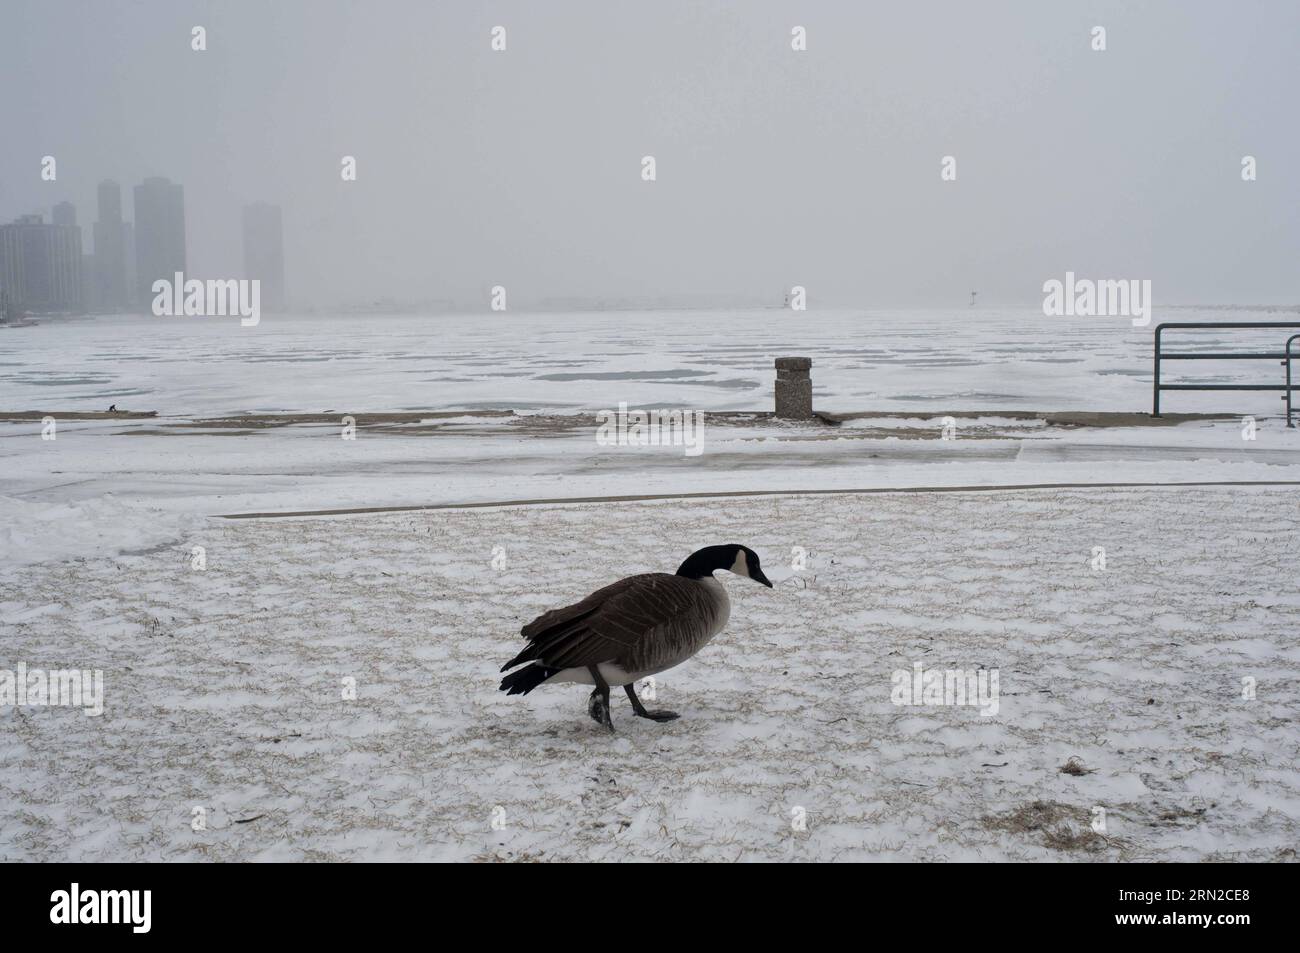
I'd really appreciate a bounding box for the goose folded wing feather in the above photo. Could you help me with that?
[536,574,713,671]
[520,598,602,640]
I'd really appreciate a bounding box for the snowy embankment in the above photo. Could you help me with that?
[4,408,1300,568]
[0,494,200,569]
[2,486,1297,861]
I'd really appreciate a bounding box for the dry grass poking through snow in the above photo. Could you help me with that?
[2,487,1299,861]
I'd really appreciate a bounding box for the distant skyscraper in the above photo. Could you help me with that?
[241,202,285,312]
[52,202,76,227]
[93,180,128,309]
[122,221,137,307]
[133,177,185,308]
[0,213,83,313]
[54,202,84,311]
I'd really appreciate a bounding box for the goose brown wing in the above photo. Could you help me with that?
[519,580,619,640]
[510,573,715,672]
[502,574,654,671]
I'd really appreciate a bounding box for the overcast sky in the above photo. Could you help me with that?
[3,0,1297,308]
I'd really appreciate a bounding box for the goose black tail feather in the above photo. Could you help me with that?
[502,615,597,672]
[499,663,559,696]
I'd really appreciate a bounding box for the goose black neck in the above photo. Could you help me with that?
[675,545,732,580]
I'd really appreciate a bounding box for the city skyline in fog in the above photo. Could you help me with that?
[4,0,1298,310]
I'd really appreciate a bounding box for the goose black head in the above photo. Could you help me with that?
[676,544,773,588]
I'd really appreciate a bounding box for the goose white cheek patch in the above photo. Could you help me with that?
[730,551,749,577]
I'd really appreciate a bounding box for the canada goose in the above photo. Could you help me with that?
[499,544,773,730]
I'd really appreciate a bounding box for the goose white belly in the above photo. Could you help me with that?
[545,576,731,687]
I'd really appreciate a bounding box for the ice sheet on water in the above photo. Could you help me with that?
[3,307,1294,417]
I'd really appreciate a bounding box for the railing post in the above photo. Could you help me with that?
[1287,335,1300,428]
[1152,325,1163,417]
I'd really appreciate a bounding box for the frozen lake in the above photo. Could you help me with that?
[3,307,1298,416]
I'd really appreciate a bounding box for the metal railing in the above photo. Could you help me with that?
[1287,334,1300,428]
[1152,322,1300,416]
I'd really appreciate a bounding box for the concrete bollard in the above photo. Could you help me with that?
[774,356,813,419]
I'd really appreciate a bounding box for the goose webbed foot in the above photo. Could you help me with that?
[639,709,680,722]
[624,684,679,722]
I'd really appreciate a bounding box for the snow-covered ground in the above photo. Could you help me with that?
[4,403,1300,567]
[2,486,1297,861]
[0,417,1294,563]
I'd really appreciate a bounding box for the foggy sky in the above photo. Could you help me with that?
[3,0,1297,309]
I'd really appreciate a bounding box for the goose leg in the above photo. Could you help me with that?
[586,667,615,731]
[586,687,605,724]
[624,683,680,722]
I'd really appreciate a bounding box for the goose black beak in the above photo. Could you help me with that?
[753,570,774,588]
